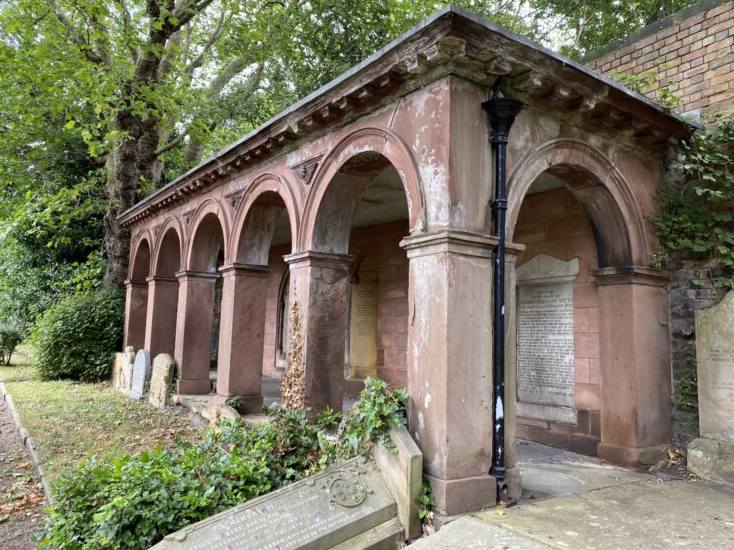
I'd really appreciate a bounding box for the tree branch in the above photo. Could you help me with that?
[154,129,188,156]
[184,9,230,76]
[47,0,108,65]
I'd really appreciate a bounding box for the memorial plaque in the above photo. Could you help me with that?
[695,291,734,443]
[150,456,397,550]
[149,354,175,409]
[128,349,151,400]
[516,255,578,423]
[348,271,378,380]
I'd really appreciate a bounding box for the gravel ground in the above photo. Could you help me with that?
[0,397,44,550]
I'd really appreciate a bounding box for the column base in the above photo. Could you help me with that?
[505,466,523,501]
[425,473,497,516]
[597,442,668,467]
[177,378,212,395]
[212,393,264,414]
[688,437,734,484]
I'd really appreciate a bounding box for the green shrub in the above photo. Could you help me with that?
[0,324,22,365]
[32,288,124,381]
[39,379,409,550]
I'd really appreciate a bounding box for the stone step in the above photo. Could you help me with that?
[408,516,549,549]
[330,517,404,550]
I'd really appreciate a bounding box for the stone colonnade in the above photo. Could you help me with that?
[122,76,676,515]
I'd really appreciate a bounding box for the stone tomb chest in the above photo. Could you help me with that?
[688,290,734,484]
[515,254,579,424]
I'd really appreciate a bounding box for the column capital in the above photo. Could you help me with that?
[592,266,669,287]
[175,269,220,283]
[124,278,148,289]
[218,262,271,278]
[145,275,179,287]
[283,250,354,270]
[400,230,500,259]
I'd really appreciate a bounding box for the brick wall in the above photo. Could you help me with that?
[514,188,602,456]
[586,0,733,115]
[262,220,410,393]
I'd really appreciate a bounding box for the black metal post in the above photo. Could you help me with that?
[481,96,523,499]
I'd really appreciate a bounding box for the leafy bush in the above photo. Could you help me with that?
[39,378,408,550]
[0,324,22,365]
[32,288,124,381]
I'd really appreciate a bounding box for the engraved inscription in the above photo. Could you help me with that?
[517,284,575,408]
[348,273,379,380]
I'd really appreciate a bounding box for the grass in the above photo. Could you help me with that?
[0,347,202,484]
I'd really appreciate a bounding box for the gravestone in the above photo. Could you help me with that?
[128,349,151,400]
[112,353,124,388]
[119,346,136,392]
[149,354,175,409]
[516,254,579,424]
[149,456,400,550]
[348,271,379,382]
[688,291,734,483]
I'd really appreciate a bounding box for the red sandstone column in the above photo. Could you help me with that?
[124,279,148,350]
[213,263,271,412]
[401,231,497,516]
[144,276,179,358]
[174,270,219,394]
[593,267,672,465]
[284,251,353,413]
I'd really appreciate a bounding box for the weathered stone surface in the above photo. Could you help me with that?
[516,254,578,422]
[149,354,175,409]
[112,353,124,389]
[149,456,397,550]
[694,291,734,443]
[330,518,403,550]
[372,426,422,539]
[128,349,151,400]
[409,516,548,549]
[688,437,734,484]
[119,346,136,392]
[348,271,379,379]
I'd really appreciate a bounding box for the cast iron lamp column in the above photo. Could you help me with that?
[481,94,523,500]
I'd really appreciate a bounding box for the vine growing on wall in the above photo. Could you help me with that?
[652,112,734,289]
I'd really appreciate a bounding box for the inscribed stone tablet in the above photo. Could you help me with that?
[149,354,175,409]
[149,456,397,550]
[128,349,151,400]
[348,271,378,379]
[695,291,734,442]
[516,255,578,422]
[119,349,135,392]
[112,353,124,389]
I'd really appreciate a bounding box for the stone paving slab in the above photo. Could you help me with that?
[475,479,734,550]
[409,516,550,549]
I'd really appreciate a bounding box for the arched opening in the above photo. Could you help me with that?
[302,151,411,412]
[511,165,617,458]
[124,237,151,350]
[145,226,181,358]
[216,188,294,412]
[175,211,225,395]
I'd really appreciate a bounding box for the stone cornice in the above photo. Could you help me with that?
[119,5,696,228]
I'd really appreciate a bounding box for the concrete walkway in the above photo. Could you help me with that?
[413,442,734,549]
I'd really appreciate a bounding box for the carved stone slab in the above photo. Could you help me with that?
[149,457,397,550]
[128,349,151,400]
[149,354,175,409]
[119,346,136,392]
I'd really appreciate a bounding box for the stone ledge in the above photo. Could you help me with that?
[688,437,734,484]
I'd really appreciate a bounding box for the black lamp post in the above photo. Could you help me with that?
[481,95,523,500]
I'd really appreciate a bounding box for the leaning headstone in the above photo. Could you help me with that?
[688,291,734,484]
[128,349,151,400]
[149,456,399,550]
[119,346,136,392]
[148,354,175,409]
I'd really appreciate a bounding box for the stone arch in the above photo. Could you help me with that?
[301,126,425,253]
[184,199,230,271]
[506,138,648,267]
[229,173,300,264]
[129,230,152,280]
[152,217,184,276]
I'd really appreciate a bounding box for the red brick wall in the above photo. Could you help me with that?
[514,188,602,455]
[586,0,733,115]
[262,221,410,392]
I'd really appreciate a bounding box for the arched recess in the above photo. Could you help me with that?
[506,139,648,267]
[145,220,182,358]
[213,176,298,412]
[175,202,228,394]
[301,127,425,253]
[124,233,151,350]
